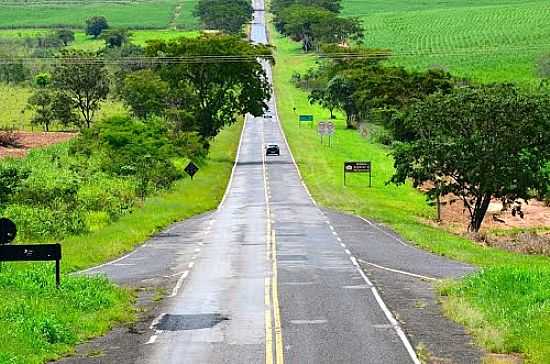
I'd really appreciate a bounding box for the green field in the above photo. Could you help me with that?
[342,0,550,84]
[0,0,199,30]
[0,84,126,131]
[271,26,550,363]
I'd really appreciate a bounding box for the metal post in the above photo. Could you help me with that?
[369,170,372,188]
[55,259,60,289]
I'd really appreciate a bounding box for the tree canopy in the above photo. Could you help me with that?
[277,4,363,52]
[194,0,253,34]
[85,16,109,38]
[145,34,272,142]
[52,50,110,128]
[390,84,550,231]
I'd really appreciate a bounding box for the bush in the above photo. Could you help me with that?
[0,127,21,148]
[2,204,87,241]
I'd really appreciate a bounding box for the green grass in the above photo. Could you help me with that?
[271,26,550,363]
[0,119,243,362]
[341,0,550,84]
[0,0,194,29]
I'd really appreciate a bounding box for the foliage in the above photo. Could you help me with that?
[0,60,30,84]
[55,29,75,46]
[101,28,131,48]
[75,116,182,198]
[146,34,272,141]
[120,69,169,119]
[194,0,253,34]
[51,49,110,128]
[26,89,55,131]
[277,4,363,52]
[390,85,550,232]
[85,16,109,38]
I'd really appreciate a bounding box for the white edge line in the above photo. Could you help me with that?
[145,333,158,345]
[358,259,437,281]
[149,313,167,330]
[169,270,189,297]
[356,215,412,248]
[270,54,419,363]
[269,71,318,207]
[350,256,421,364]
[78,250,138,274]
[218,114,248,210]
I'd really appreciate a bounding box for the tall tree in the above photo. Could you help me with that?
[85,16,109,38]
[194,0,253,34]
[390,85,550,232]
[121,70,169,119]
[146,34,272,142]
[26,75,55,132]
[55,29,75,46]
[102,29,131,48]
[51,50,110,128]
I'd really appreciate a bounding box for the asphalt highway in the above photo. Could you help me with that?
[71,2,480,363]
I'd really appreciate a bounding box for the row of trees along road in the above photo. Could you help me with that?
[26,34,272,146]
[275,2,550,232]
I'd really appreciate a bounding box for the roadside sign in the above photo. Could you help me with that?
[0,218,16,245]
[344,161,372,187]
[299,115,314,128]
[326,122,335,136]
[184,162,199,179]
[0,243,62,288]
[318,121,335,146]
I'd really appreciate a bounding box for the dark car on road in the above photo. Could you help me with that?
[266,144,280,156]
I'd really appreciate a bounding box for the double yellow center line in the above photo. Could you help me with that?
[265,228,284,364]
[262,127,284,364]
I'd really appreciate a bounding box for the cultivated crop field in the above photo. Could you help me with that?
[0,0,199,29]
[342,0,550,84]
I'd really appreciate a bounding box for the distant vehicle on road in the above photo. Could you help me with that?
[265,144,280,156]
[263,113,273,119]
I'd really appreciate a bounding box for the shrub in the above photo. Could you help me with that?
[0,127,21,148]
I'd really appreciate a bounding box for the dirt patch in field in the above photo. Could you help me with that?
[0,131,76,158]
[431,196,550,256]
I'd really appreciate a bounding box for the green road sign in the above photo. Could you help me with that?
[299,115,314,122]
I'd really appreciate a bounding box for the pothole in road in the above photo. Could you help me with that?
[154,314,229,331]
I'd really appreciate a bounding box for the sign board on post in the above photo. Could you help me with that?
[0,219,62,288]
[344,161,372,187]
[184,162,199,179]
[299,115,314,128]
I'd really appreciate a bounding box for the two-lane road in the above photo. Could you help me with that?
[71,1,478,362]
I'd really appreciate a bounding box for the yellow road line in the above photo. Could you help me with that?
[265,277,273,364]
[271,230,284,364]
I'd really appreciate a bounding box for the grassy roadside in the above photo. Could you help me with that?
[0,119,243,363]
[63,119,243,271]
[270,28,550,363]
